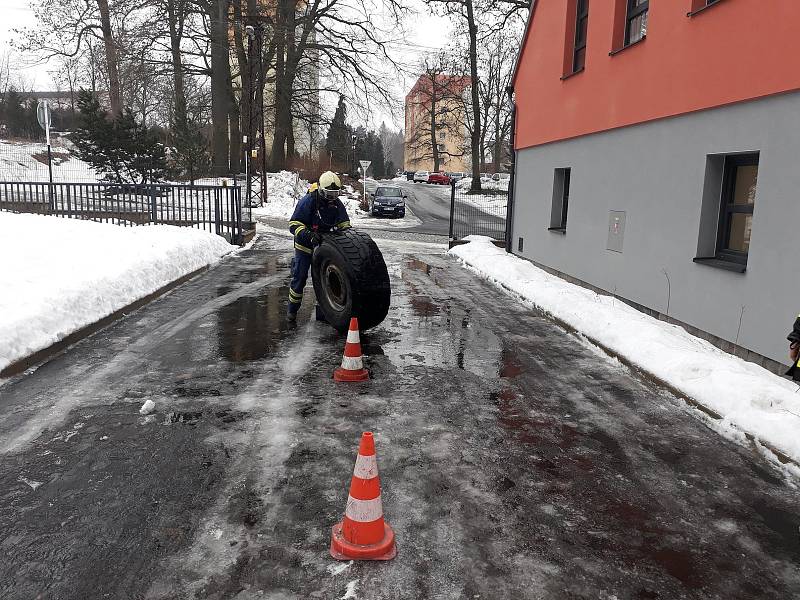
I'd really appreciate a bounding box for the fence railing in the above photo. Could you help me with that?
[0,181,247,244]
[448,180,509,243]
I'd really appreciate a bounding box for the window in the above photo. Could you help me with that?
[625,0,648,45]
[549,168,571,232]
[717,154,758,264]
[438,131,446,141]
[572,0,589,72]
[437,143,446,152]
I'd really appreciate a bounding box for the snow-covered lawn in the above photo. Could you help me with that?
[253,172,422,229]
[0,212,233,374]
[0,138,99,182]
[450,236,800,467]
[455,177,508,212]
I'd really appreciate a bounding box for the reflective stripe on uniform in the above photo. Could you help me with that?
[344,494,383,523]
[288,288,303,302]
[337,221,351,229]
[294,242,312,254]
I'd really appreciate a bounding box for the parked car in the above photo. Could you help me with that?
[369,186,406,218]
[491,173,511,182]
[427,172,452,185]
[405,170,415,181]
[413,171,430,183]
[447,172,466,182]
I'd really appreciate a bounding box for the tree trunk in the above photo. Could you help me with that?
[166,0,187,130]
[96,0,122,115]
[232,0,249,174]
[209,0,231,175]
[465,0,482,192]
[429,91,439,173]
[270,0,292,170]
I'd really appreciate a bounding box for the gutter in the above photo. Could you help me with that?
[505,85,517,253]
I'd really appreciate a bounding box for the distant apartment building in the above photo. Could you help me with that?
[510,0,800,370]
[404,74,471,173]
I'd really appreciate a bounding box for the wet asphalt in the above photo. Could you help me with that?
[1,234,800,599]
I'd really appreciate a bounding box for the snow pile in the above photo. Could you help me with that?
[450,236,800,464]
[0,137,99,182]
[251,171,309,219]
[0,212,232,374]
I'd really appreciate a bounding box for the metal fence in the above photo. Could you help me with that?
[448,180,510,243]
[0,181,247,244]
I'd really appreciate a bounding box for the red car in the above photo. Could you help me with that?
[427,172,452,185]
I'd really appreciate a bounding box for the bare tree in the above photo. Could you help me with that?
[15,0,130,115]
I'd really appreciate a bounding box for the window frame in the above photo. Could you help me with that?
[549,167,571,233]
[572,0,589,73]
[624,0,649,46]
[715,153,758,265]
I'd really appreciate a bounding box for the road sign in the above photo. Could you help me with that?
[37,100,51,131]
[359,160,371,172]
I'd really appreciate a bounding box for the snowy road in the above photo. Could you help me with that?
[0,234,799,599]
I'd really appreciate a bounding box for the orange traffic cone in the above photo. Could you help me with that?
[330,432,397,561]
[333,317,369,382]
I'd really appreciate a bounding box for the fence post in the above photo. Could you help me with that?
[235,186,243,245]
[46,143,54,213]
[448,180,456,241]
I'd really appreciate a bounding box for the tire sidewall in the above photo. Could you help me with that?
[311,241,356,332]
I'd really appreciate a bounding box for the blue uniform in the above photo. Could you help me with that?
[287,187,351,313]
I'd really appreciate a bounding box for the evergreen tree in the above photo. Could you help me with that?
[171,121,211,183]
[0,88,37,138]
[73,90,167,184]
[370,133,386,179]
[325,96,351,167]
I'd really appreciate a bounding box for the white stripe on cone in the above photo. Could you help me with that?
[353,454,378,479]
[345,494,384,523]
[340,355,363,371]
[347,329,361,344]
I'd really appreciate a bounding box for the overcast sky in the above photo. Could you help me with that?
[0,0,452,131]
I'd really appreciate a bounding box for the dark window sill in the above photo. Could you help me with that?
[548,226,567,234]
[609,36,646,57]
[688,0,726,17]
[561,67,585,81]
[693,257,747,273]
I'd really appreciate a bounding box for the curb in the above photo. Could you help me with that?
[0,265,209,379]
[450,254,799,471]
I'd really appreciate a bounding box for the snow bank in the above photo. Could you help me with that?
[0,212,232,374]
[450,236,800,464]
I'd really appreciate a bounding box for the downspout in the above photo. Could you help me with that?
[505,84,517,253]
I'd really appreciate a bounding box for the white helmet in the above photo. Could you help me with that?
[318,171,343,199]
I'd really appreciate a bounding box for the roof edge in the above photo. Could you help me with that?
[511,0,539,90]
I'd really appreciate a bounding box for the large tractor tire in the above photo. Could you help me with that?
[311,229,391,333]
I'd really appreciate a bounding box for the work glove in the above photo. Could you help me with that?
[310,232,322,247]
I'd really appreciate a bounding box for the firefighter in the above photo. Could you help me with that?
[787,314,800,381]
[286,171,351,320]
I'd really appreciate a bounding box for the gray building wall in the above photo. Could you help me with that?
[511,91,800,367]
